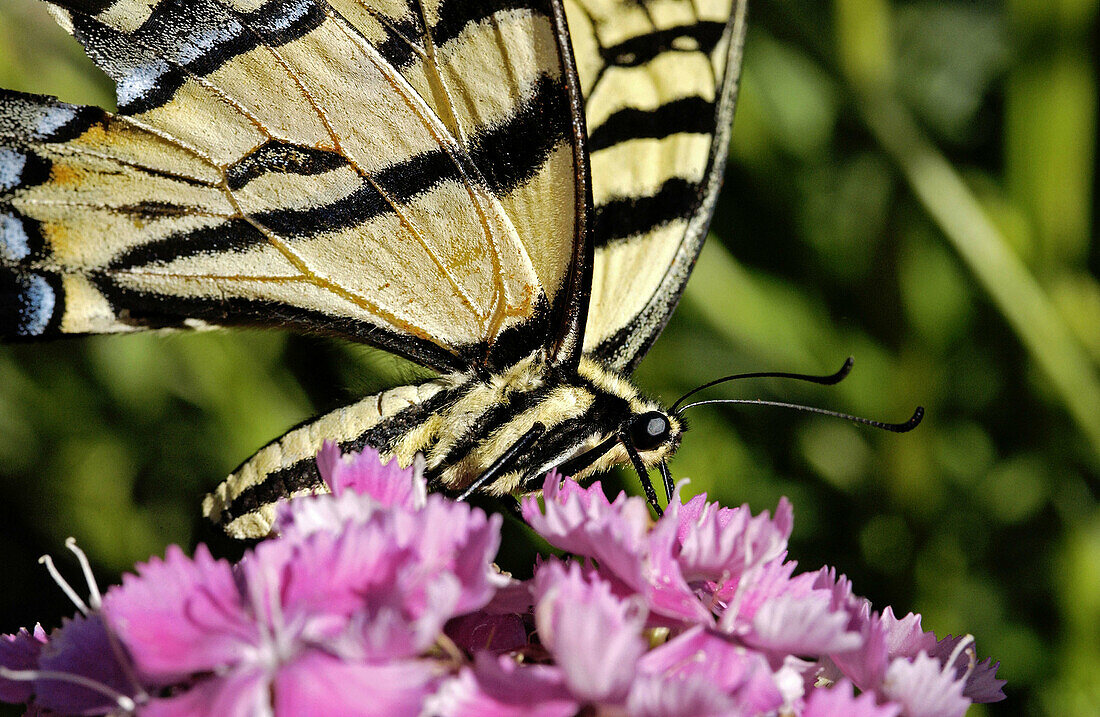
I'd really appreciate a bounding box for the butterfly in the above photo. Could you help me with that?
[0,0,748,539]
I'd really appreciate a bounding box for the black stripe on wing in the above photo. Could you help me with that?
[87,277,472,371]
[591,178,701,247]
[600,21,726,68]
[587,96,715,151]
[0,90,104,144]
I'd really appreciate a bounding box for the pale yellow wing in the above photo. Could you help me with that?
[2,0,587,372]
[571,0,748,371]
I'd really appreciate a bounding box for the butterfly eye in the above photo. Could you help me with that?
[629,411,671,451]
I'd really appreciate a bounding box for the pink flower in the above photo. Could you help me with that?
[521,473,708,623]
[104,484,502,715]
[0,450,1005,716]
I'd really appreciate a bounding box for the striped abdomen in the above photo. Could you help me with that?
[205,355,680,539]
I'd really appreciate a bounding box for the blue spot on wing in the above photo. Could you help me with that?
[1,269,59,338]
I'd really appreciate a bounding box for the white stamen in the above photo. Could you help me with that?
[0,667,136,712]
[944,634,977,679]
[38,555,89,616]
[65,538,102,610]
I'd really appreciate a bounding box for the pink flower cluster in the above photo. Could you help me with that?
[0,445,1004,716]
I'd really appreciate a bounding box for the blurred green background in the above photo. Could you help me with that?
[1,0,1098,714]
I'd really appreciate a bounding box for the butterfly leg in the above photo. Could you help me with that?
[621,438,663,516]
[456,422,547,502]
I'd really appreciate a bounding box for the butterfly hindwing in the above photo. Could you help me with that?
[573,0,748,371]
[2,0,588,372]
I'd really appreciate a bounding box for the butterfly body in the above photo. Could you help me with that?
[2,0,747,537]
[206,352,681,538]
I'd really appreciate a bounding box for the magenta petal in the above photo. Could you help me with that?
[405,497,503,615]
[102,544,251,678]
[0,626,46,703]
[882,652,970,717]
[432,654,577,717]
[36,614,136,716]
[251,522,405,626]
[142,669,270,717]
[273,651,440,716]
[803,680,901,717]
[316,442,427,509]
[533,561,646,704]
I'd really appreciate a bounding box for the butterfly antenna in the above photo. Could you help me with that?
[675,399,924,433]
[669,357,854,413]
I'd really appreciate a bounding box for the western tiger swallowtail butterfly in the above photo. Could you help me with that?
[0,0,751,538]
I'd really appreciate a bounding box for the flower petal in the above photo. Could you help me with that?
[36,614,136,716]
[102,544,251,678]
[0,626,47,703]
[636,626,783,714]
[881,652,970,717]
[141,669,270,717]
[533,561,646,704]
[746,593,862,655]
[803,680,901,717]
[274,651,441,716]
[316,442,427,509]
[525,475,706,623]
[430,654,576,717]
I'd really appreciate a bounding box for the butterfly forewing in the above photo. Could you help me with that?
[2,0,749,539]
[2,0,588,372]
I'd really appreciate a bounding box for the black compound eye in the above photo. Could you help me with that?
[629,411,671,451]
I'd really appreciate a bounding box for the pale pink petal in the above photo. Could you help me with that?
[0,626,46,703]
[881,652,969,717]
[522,473,652,564]
[275,491,385,537]
[525,475,707,623]
[643,511,718,622]
[533,561,646,704]
[880,607,937,659]
[102,544,252,677]
[142,669,270,717]
[636,626,783,714]
[626,673,735,717]
[430,654,577,717]
[803,680,900,717]
[676,495,792,583]
[746,593,862,655]
[273,651,441,716]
